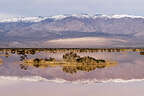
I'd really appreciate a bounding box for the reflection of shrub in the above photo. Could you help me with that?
[32,57,56,68]
[62,64,107,74]
[33,58,41,68]
[62,63,107,74]
[63,66,77,74]
[0,58,2,64]
[20,64,28,70]
[140,52,144,55]
[76,66,97,72]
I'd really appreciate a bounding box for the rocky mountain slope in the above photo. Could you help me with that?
[0,14,144,48]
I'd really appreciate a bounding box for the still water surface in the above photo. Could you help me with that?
[0,48,144,83]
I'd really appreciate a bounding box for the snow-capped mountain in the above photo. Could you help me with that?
[0,14,144,48]
[0,14,144,23]
[0,16,49,23]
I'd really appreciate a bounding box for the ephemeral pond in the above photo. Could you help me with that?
[0,48,144,83]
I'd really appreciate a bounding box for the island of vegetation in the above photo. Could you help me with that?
[22,52,117,74]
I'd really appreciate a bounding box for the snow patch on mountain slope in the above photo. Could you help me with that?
[0,14,144,23]
[0,17,49,23]
[50,15,68,20]
[111,14,144,19]
[93,14,144,19]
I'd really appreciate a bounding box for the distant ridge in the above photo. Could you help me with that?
[0,14,144,23]
[0,13,144,48]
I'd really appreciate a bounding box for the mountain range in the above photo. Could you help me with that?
[0,14,144,48]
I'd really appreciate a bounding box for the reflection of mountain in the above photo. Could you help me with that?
[22,52,117,74]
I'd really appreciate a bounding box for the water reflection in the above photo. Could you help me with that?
[0,48,144,81]
[0,58,2,65]
[0,48,144,55]
[140,52,144,55]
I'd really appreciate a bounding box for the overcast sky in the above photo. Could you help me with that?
[0,0,144,17]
